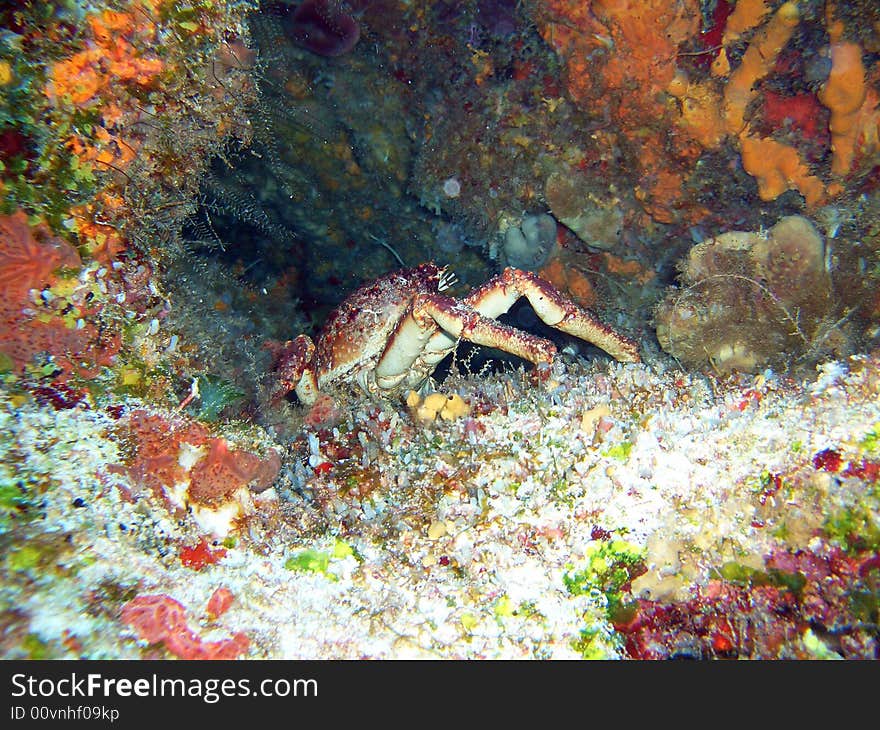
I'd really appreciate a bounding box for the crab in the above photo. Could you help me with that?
[274,263,640,405]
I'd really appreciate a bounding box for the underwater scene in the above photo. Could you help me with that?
[0,0,878,660]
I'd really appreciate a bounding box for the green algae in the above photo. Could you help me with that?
[712,560,807,594]
[564,540,645,659]
[564,540,645,607]
[823,505,880,555]
[21,633,50,660]
[602,442,633,462]
[283,540,358,581]
[802,628,843,660]
[0,479,38,536]
[6,544,43,573]
[194,374,246,422]
[859,425,880,454]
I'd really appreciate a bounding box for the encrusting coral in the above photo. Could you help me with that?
[121,593,249,659]
[117,408,281,536]
[13,0,257,262]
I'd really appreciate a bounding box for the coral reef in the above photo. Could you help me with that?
[536,0,702,224]
[620,547,879,659]
[537,0,880,227]
[0,209,169,388]
[2,0,256,256]
[3,346,879,659]
[1,0,880,665]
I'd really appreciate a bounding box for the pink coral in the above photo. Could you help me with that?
[121,594,249,660]
[188,438,281,504]
[0,210,121,380]
[119,411,280,507]
[0,210,81,304]
[206,587,235,619]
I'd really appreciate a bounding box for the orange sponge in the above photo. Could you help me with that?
[723,1,800,135]
[739,134,825,207]
[818,41,868,175]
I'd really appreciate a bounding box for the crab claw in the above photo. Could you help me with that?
[272,334,320,405]
[470,268,641,363]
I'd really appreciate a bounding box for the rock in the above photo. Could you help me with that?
[544,171,623,251]
[655,215,840,374]
[501,213,558,270]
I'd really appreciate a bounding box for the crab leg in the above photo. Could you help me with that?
[484,268,641,362]
[374,294,558,390]
[422,267,640,368]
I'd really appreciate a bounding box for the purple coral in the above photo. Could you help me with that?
[282,1,361,57]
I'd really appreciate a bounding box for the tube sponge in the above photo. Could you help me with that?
[818,40,868,176]
[739,135,826,207]
[723,1,800,135]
